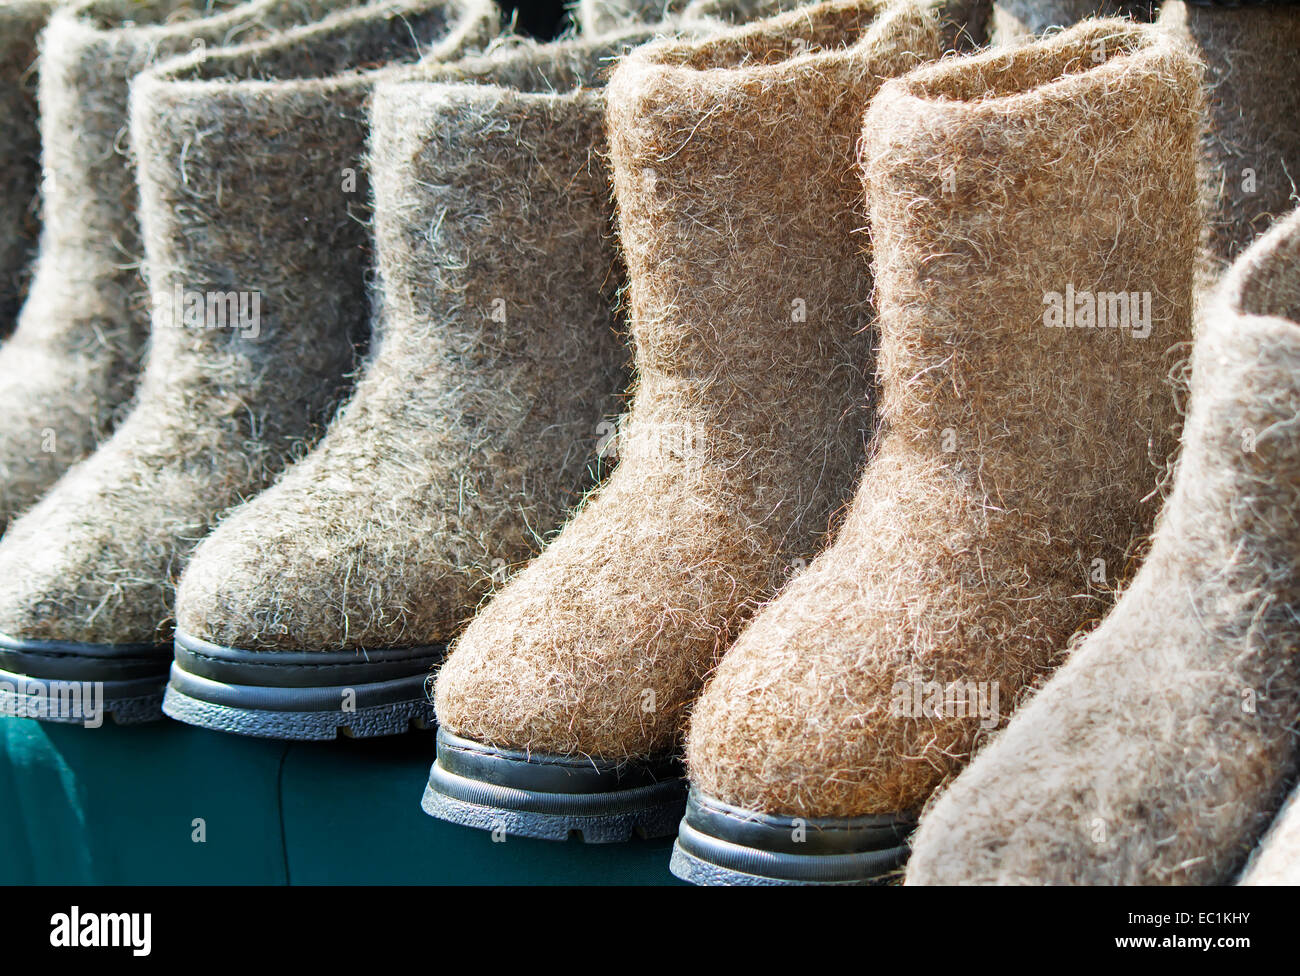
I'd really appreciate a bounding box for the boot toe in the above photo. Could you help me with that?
[434,509,720,760]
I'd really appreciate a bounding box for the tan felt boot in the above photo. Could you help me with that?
[677,18,1201,884]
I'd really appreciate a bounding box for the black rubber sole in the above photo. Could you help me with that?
[0,633,169,725]
[161,630,442,741]
[421,728,687,843]
[668,787,914,885]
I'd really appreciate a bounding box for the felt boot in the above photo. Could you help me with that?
[676,19,1202,884]
[0,0,496,727]
[907,208,1300,887]
[0,0,368,533]
[427,0,984,844]
[163,27,676,740]
[0,0,58,337]
[1158,1,1300,286]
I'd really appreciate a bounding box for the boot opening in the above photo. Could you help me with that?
[149,0,467,84]
[1228,212,1300,324]
[904,20,1153,102]
[652,0,891,70]
[77,0,376,40]
[410,27,669,93]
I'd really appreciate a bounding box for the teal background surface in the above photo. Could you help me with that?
[0,716,679,884]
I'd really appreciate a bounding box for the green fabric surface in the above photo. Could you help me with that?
[278,733,679,884]
[0,717,678,884]
[0,717,287,883]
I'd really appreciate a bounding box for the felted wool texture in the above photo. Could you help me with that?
[434,0,956,762]
[172,27,675,655]
[0,0,58,338]
[0,0,496,647]
[0,0,367,533]
[1158,1,1300,285]
[906,208,1300,886]
[991,1,1154,47]
[686,19,1202,820]
[1241,780,1300,885]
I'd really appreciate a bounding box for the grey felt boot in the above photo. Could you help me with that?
[0,0,368,534]
[0,0,496,727]
[165,26,683,741]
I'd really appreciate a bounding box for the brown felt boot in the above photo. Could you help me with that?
[0,0,370,534]
[907,208,1300,887]
[0,0,59,338]
[163,26,681,741]
[428,0,988,844]
[675,19,1201,884]
[0,0,495,727]
[1158,1,1300,289]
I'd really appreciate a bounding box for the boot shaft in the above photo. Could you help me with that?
[1165,210,1300,595]
[0,0,56,328]
[126,0,495,447]
[369,32,664,375]
[605,0,942,448]
[20,0,361,355]
[35,0,356,273]
[861,21,1201,510]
